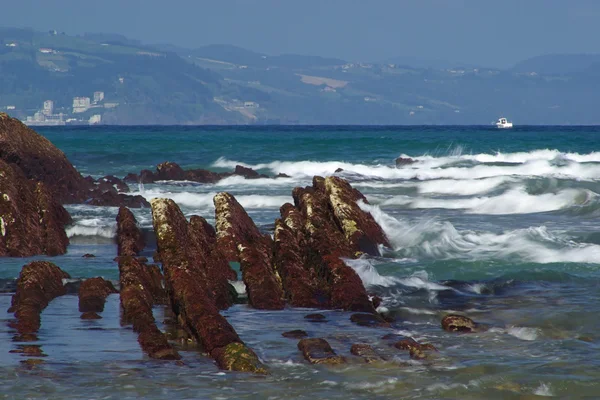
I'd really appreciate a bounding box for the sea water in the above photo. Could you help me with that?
[1,125,600,399]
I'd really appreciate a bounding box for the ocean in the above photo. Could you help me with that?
[1,125,600,399]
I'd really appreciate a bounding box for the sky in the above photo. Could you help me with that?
[2,0,600,68]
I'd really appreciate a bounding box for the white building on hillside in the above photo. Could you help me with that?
[73,97,91,113]
[93,91,105,103]
[43,100,54,116]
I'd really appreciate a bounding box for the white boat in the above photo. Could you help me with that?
[496,117,513,129]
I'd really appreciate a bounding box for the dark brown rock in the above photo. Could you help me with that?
[304,313,327,322]
[119,256,180,360]
[395,157,415,167]
[116,206,146,257]
[350,313,390,328]
[273,206,329,308]
[323,176,390,256]
[151,198,265,372]
[393,338,438,360]
[214,192,284,310]
[0,115,91,203]
[234,165,261,179]
[81,311,102,320]
[9,261,70,335]
[156,162,186,181]
[82,254,95,258]
[282,330,308,339]
[350,344,384,363]
[297,338,346,365]
[0,161,71,257]
[97,175,130,193]
[441,314,479,333]
[78,277,118,313]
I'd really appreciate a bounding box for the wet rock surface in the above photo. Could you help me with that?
[214,192,284,310]
[8,261,70,335]
[151,198,265,372]
[393,338,438,360]
[441,314,479,333]
[0,160,71,256]
[350,343,384,363]
[282,330,309,339]
[116,206,146,257]
[297,338,346,365]
[119,255,180,360]
[78,277,118,314]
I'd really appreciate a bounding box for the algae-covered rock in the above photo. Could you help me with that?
[441,314,479,333]
[212,342,268,374]
[78,277,118,313]
[350,343,384,363]
[214,192,284,310]
[116,206,146,256]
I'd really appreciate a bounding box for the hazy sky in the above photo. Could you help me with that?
[2,0,600,67]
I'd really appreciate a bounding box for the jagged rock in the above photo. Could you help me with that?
[395,157,415,167]
[96,175,130,193]
[0,116,145,208]
[441,314,479,333]
[151,198,265,372]
[297,338,346,365]
[273,205,329,308]
[282,330,308,339]
[214,192,284,310]
[78,277,118,313]
[86,190,150,208]
[123,173,140,183]
[276,173,290,178]
[234,165,261,179]
[350,313,390,328]
[81,311,102,320]
[0,161,71,256]
[119,256,180,360]
[156,162,186,181]
[116,206,146,256]
[8,261,70,335]
[0,116,91,203]
[323,176,390,256]
[350,344,384,363]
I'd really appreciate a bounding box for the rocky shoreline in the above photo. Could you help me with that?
[0,114,480,371]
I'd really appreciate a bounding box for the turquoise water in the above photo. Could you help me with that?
[2,125,600,399]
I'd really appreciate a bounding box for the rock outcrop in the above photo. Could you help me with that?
[151,198,266,372]
[350,344,384,363]
[78,277,118,316]
[441,314,480,333]
[214,192,284,310]
[116,207,146,257]
[0,115,150,210]
[124,161,268,184]
[8,261,70,337]
[0,160,71,256]
[119,256,180,360]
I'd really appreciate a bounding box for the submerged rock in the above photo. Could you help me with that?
[350,344,384,363]
[214,192,284,310]
[78,277,118,313]
[349,313,390,328]
[441,314,479,333]
[297,338,346,365]
[9,261,70,335]
[395,157,415,167]
[393,338,438,360]
[282,330,309,339]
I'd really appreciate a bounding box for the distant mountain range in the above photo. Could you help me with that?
[1,27,600,125]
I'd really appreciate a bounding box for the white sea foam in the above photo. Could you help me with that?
[130,189,290,209]
[416,176,513,195]
[376,187,596,214]
[507,326,539,341]
[534,383,554,396]
[342,258,402,287]
[359,201,600,264]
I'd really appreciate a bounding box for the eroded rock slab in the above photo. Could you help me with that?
[0,160,71,257]
[119,256,180,360]
[441,314,479,333]
[116,206,146,257]
[151,198,266,372]
[9,261,70,335]
[350,344,384,363]
[214,192,284,310]
[78,277,118,314]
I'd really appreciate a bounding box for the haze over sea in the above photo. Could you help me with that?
[2,125,600,399]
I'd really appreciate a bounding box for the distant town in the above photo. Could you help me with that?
[15,90,120,126]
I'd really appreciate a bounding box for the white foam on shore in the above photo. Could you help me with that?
[130,189,290,209]
[359,201,600,264]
